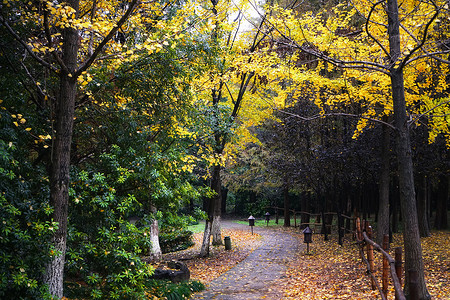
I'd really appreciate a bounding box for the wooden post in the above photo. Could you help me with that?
[382,234,389,297]
[338,211,343,246]
[356,217,364,261]
[408,270,419,300]
[356,217,361,241]
[367,225,376,290]
[294,211,297,228]
[395,247,403,300]
[275,208,279,224]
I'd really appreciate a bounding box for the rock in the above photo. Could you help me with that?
[150,261,190,283]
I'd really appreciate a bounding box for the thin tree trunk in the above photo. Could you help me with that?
[434,175,449,229]
[417,174,430,237]
[211,164,222,245]
[148,204,162,261]
[44,1,79,296]
[300,193,309,229]
[283,183,290,227]
[377,122,391,245]
[199,220,212,257]
[387,0,430,297]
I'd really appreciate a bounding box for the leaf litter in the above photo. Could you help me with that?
[163,225,449,299]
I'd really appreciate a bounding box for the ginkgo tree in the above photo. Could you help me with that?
[185,0,280,257]
[260,0,450,298]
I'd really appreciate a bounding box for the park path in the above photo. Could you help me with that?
[190,221,302,300]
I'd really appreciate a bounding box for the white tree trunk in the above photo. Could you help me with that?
[199,220,212,257]
[149,217,162,261]
[211,215,222,245]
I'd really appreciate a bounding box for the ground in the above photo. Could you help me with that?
[162,221,449,299]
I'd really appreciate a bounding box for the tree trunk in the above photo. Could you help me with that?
[283,184,290,227]
[416,174,430,237]
[377,122,391,245]
[300,193,309,229]
[200,164,222,256]
[391,178,399,233]
[44,2,79,297]
[199,219,212,257]
[211,164,222,245]
[221,187,228,215]
[434,175,449,229]
[149,205,162,261]
[387,0,430,297]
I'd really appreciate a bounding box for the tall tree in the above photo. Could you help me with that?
[0,0,190,296]
[194,0,275,256]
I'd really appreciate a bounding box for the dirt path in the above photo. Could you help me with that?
[190,221,302,299]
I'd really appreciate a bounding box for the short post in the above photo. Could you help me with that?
[248,215,255,235]
[394,247,403,300]
[303,226,312,254]
[224,236,231,250]
[382,234,389,297]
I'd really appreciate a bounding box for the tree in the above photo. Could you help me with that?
[0,0,193,296]
[190,0,276,256]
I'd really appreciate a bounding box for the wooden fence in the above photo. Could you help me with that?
[266,206,355,242]
[265,208,420,300]
[355,217,424,300]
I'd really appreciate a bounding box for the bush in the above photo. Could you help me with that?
[159,229,194,253]
[65,151,155,299]
[147,280,205,299]
[0,139,53,299]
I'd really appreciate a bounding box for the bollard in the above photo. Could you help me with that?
[224,236,231,250]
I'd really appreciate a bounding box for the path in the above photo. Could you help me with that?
[190,221,302,299]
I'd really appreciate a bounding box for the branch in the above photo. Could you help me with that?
[410,99,450,124]
[275,40,391,75]
[276,109,396,130]
[365,0,390,58]
[349,0,388,29]
[0,16,57,72]
[399,0,440,70]
[231,71,254,118]
[405,49,450,65]
[76,0,139,76]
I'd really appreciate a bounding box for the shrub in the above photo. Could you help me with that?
[159,229,194,253]
[147,280,205,299]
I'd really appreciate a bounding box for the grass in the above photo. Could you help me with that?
[187,222,205,233]
[235,218,299,227]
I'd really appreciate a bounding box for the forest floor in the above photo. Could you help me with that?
[163,221,449,299]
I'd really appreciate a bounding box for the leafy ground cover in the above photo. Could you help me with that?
[171,223,448,299]
[277,228,449,299]
[163,227,262,284]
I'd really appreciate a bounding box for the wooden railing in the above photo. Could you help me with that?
[356,218,411,300]
[266,206,355,238]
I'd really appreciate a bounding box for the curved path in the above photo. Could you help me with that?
[190,221,302,300]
